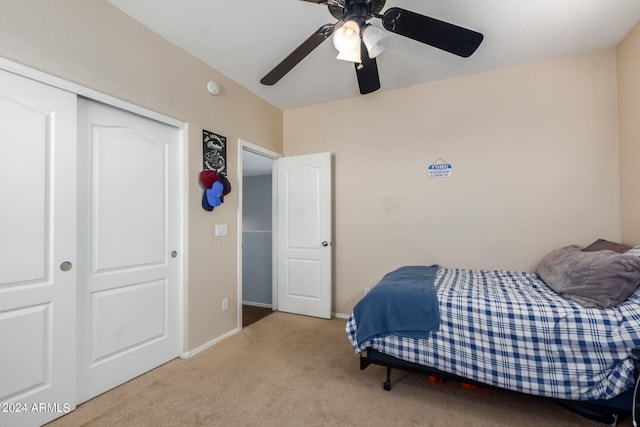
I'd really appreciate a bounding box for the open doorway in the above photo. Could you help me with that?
[238,140,281,328]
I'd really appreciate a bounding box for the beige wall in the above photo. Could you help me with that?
[0,0,283,351]
[618,21,640,244]
[284,50,622,315]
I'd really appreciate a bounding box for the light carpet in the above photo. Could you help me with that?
[47,312,627,426]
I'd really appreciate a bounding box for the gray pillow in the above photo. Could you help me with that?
[537,245,640,308]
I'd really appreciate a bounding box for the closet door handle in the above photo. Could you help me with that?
[321,241,329,247]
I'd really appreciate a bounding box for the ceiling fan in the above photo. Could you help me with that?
[260,0,484,95]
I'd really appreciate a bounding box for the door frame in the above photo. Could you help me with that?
[0,57,187,357]
[237,139,282,329]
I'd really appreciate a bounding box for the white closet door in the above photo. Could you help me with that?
[76,98,180,403]
[0,70,77,426]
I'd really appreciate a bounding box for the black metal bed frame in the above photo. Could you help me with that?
[360,348,639,426]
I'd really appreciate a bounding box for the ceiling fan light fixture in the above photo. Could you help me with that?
[332,20,361,62]
[362,24,388,58]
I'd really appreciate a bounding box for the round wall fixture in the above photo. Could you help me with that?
[207,80,220,95]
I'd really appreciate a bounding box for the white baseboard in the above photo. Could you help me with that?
[180,327,241,358]
[242,301,272,308]
[332,312,350,319]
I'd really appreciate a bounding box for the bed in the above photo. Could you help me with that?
[345,242,640,425]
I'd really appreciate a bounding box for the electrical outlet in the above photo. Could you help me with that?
[364,287,371,295]
[222,297,229,311]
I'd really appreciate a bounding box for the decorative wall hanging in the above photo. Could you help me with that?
[428,158,452,178]
[202,129,226,175]
[201,130,232,211]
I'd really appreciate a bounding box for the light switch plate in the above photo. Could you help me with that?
[215,224,228,237]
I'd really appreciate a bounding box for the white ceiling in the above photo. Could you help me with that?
[107,0,640,111]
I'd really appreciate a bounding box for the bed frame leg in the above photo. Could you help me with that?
[383,366,392,391]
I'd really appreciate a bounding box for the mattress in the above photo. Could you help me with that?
[346,267,640,400]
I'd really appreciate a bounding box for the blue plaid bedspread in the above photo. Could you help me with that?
[346,267,640,400]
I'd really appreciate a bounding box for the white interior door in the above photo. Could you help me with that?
[277,152,332,319]
[76,98,180,403]
[0,70,77,426]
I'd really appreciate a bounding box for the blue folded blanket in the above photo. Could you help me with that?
[352,265,440,347]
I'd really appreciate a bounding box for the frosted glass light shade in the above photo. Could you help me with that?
[333,20,361,62]
[362,24,388,58]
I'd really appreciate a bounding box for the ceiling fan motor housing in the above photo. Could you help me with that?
[329,0,386,22]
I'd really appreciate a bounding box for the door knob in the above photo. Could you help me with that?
[171,251,178,258]
[321,241,329,247]
[60,261,73,272]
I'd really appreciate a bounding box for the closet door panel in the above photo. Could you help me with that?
[77,98,180,403]
[92,127,166,271]
[0,99,47,284]
[0,69,77,427]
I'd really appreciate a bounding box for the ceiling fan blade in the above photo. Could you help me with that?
[381,7,483,58]
[261,24,335,86]
[355,41,380,95]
